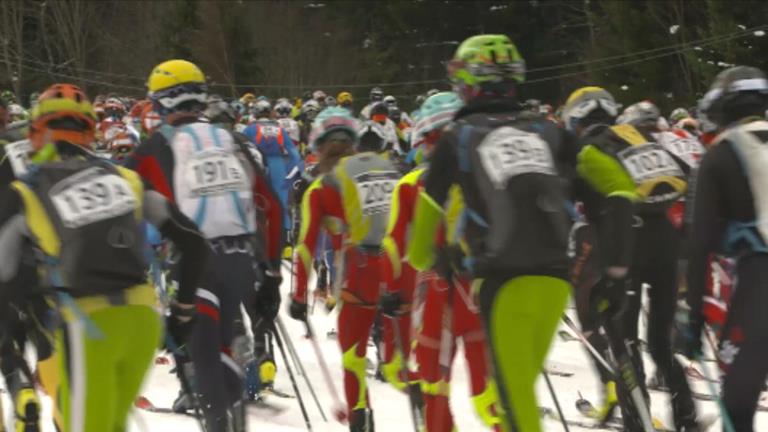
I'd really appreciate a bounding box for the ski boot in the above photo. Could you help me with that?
[259,357,277,389]
[14,385,40,432]
[349,408,375,432]
[244,360,261,400]
[591,381,619,424]
[172,389,194,413]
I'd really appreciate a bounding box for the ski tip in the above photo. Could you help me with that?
[134,396,154,410]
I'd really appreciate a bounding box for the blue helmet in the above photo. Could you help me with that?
[412,91,463,145]
[309,106,359,152]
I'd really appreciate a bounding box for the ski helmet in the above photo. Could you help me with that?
[447,34,525,101]
[357,120,388,153]
[29,83,97,151]
[147,59,207,116]
[337,92,353,106]
[383,95,397,107]
[412,91,463,147]
[252,99,272,118]
[617,100,661,128]
[309,106,358,152]
[562,86,618,132]
[274,98,293,118]
[325,95,338,107]
[370,87,383,102]
[669,107,690,124]
[204,94,237,124]
[700,66,768,127]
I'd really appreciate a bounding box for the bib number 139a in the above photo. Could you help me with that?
[51,174,137,228]
[476,126,556,189]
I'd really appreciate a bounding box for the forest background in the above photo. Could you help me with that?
[1,0,767,111]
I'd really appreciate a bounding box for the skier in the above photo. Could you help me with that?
[127,59,284,431]
[243,99,303,242]
[0,83,210,432]
[685,66,768,432]
[203,94,286,398]
[407,34,572,432]
[288,106,401,431]
[337,91,355,115]
[565,86,698,431]
[274,98,301,143]
[382,91,501,431]
[360,86,385,120]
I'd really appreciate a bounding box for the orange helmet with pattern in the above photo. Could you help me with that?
[29,84,97,151]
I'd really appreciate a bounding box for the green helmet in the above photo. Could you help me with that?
[448,34,525,87]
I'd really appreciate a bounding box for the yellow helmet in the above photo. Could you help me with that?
[240,92,257,104]
[146,59,207,114]
[562,86,618,132]
[147,59,205,93]
[337,91,353,105]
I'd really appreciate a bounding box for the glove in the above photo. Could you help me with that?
[254,271,282,321]
[434,245,465,280]
[288,299,308,322]
[591,275,627,317]
[379,291,403,317]
[167,303,196,348]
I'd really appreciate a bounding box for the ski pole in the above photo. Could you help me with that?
[701,327,736,432]
[304,318,348,423]
[385,300,422,432]
[272,319,313,431]
[542,370,571,432]
[561,315,616,375]
[276,317,328,421]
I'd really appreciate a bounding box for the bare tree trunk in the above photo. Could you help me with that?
[0,0,26,101]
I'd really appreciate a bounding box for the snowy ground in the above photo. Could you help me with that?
[3,264,768,431]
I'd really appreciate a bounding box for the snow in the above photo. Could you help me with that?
[755,30,766,37]
[669,25,680,35]
[4,264,768,431]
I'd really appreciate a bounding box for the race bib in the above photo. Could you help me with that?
[5,140,32,177]
[618,143,684,185]
[260,125,282,138]
[50,173,137,228]
[185,150,248,197]
[658,134,703,168]
[476,126,556,189]
[354,171,399,216]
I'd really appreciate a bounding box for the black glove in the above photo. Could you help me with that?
[379,291,403,317]
[255,271,283,321]
[434,245,465,280]
[591,276,627,317]
[167,303,196,348]
[289,299,308,322]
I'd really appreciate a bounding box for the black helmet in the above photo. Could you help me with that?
[370,102,389,118]
[700,66,768,127]
[388,106,402,123]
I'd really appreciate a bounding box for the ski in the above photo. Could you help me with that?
[259,387,295,399]
[541,406,674,432]
[573,398,672,431]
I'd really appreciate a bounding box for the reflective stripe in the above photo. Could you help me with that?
[66,318,86,432]
[185,125,209,227]
[210,126,251,232]
[196,288,220,308]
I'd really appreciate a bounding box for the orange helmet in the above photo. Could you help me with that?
[108,130,139,161]
[29,84,97,151]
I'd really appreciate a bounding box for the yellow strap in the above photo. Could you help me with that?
[11,181,60,257]
[610,124,647,146]
[115,165,144,220]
